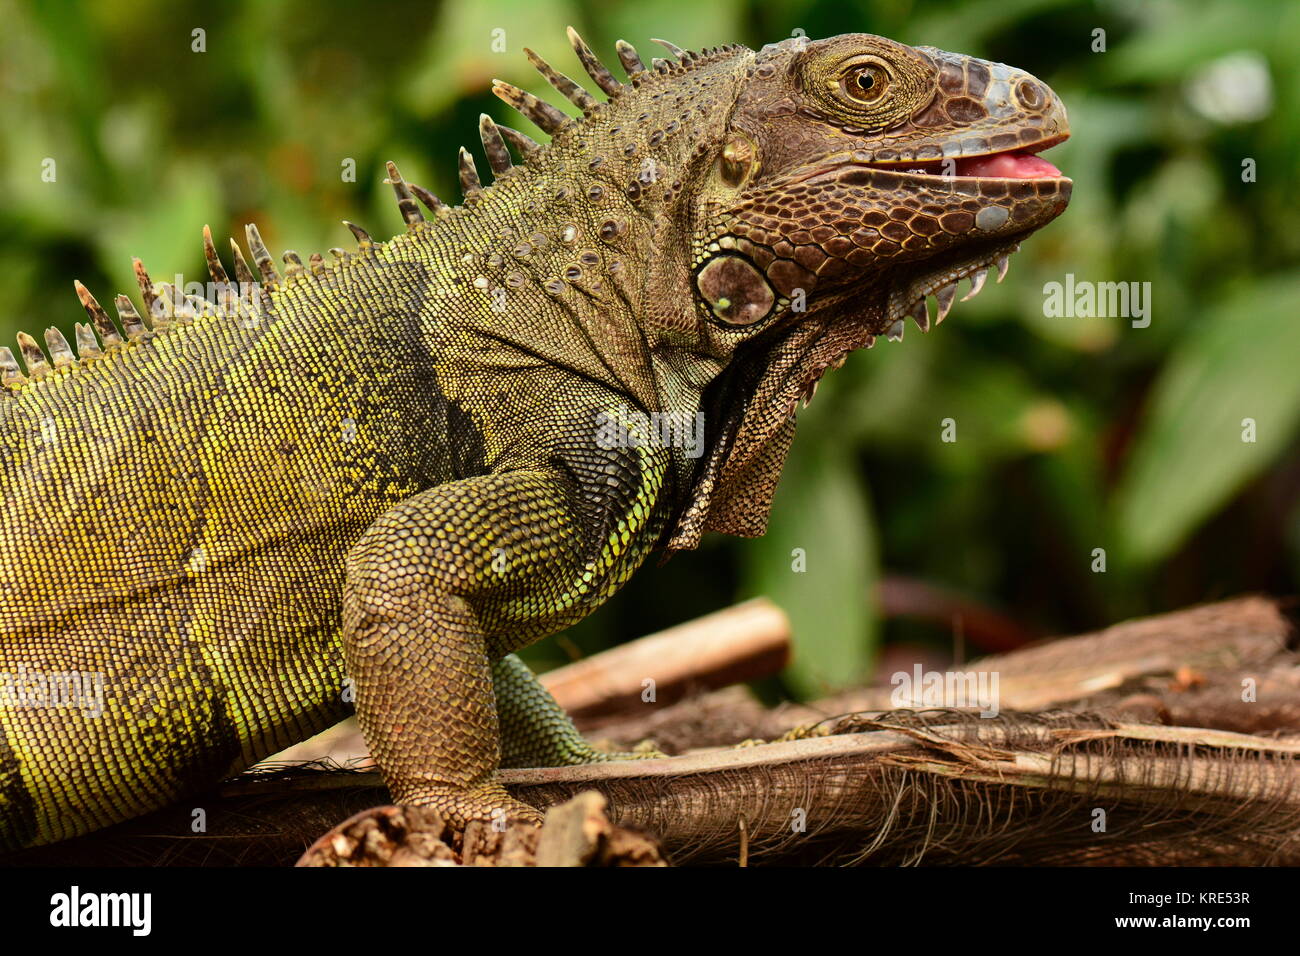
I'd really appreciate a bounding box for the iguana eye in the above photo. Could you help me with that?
[840,61,891,105]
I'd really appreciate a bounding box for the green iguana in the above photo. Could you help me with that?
[0,29,1069,849]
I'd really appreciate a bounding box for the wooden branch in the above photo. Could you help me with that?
[756,595,1292,732]
[542,597,791,722]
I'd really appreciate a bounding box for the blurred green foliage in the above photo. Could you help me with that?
[2,0,1297,697]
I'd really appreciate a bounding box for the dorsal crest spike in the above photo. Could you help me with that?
[566,26,622,96]
[524,47,596,112]
[478,115,513,176]
[228,239,256,287]
[309,252,326,277]
[244,224,281,285]
[343,220,372,247]
[113,295,148,339]
[408,182,448,216]
[44,327,74,368]
[458,146,482,197]
[16,331,50,377]
[0,346,26,388]
[73,280,124,348]
[497,125,542,163]
[73,322,102,359]
[132,258,160,319]
[74,322,101,359]
[383,160,426,228]
[651,38,690,60]
[615,39,646,77]
[202,225,230,285]
[491,80,571,136]
[282,250,305,281]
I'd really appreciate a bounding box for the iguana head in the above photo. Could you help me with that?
[692,33,1069,340]
[641,33,1071,547]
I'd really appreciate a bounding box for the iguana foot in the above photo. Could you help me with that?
[736,723,831,748]
[587,738,667,761]
[398,781,544,829]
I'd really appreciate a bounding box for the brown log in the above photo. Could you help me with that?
[11,708,1298,866]
[539,596,790,721]
[765,595,1292,727]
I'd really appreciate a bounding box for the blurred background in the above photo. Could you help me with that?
[1,0,1297,698]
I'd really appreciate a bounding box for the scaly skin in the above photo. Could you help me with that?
[0,29,1069,848]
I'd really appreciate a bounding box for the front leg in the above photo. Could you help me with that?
[345,537,528,825]
[344,446,667,827]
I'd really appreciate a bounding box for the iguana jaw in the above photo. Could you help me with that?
[788,132,1070,184]
[705,142,1072,347]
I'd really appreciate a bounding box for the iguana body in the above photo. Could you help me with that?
[0,30,1069,849]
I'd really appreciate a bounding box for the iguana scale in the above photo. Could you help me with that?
[0,29,1069,849]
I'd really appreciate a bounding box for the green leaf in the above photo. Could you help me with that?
[740,436,876,697]
[96,161,221,291]
[1099,0,1293,85]
[1115,274,1300,564]
[598,0,745,54]
[402,0,581,118]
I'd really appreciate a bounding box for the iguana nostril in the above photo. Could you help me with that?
[1015,79,1046,110]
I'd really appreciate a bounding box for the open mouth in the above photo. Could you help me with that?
[951,149,1062,178]
[867,134,1070,180]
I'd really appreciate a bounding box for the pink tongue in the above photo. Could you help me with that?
[955,150,1061,179]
